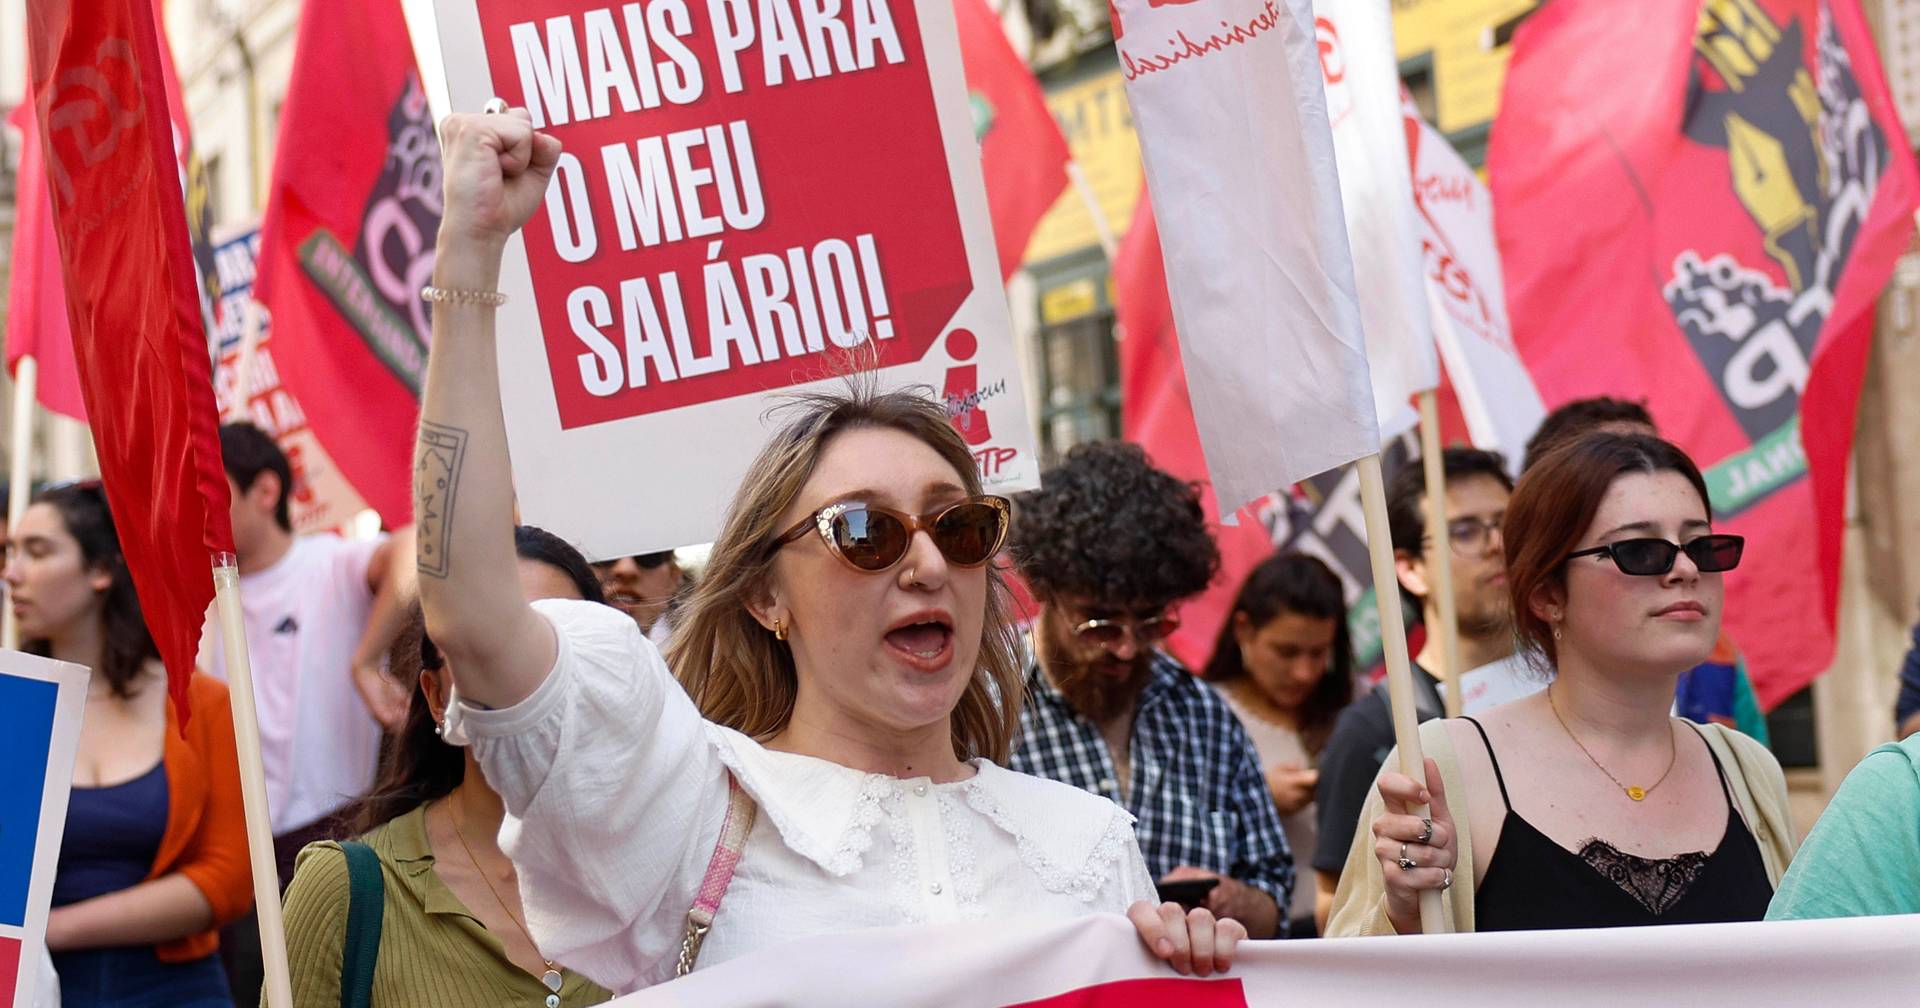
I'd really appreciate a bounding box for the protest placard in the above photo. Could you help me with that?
[0,651,89,1008]
[210,227,374,533]
[414,0,1038,558]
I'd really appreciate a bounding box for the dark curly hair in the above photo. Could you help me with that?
[1010,441,1219,607]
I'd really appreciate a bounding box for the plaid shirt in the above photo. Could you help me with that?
[1008,652,1294,927]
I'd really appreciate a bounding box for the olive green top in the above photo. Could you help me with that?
[278,804,615,1007]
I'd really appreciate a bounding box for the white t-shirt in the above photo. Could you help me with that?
[204,533,384,834]
[1439,652,1543,716]
[445,599,1156,993]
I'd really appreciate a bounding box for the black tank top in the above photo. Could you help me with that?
[1465,717,1773,931]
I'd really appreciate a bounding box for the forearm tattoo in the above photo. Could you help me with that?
[415,421,468,579]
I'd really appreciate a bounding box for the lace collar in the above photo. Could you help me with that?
[706,725,1136,888]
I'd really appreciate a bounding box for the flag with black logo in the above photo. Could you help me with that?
[255,0,443,527]
[1490,0,1919,707]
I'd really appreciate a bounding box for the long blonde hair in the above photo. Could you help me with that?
[666,383,1025,763]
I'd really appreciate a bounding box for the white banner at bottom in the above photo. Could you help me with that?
[614,912,1920,1007]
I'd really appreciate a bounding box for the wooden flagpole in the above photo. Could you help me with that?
[5,356,39,650]
[1067,160,1119,262]
[1418,391,1465,719]
[1357,451,1451,934]
[211,554,292,1008]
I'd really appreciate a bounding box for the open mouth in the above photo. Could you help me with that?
[884,615,955,665]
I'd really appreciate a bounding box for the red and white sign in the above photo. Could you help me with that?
[1402,99,1543,465]
[417,0,1036,557]
[611,911,1920,1006]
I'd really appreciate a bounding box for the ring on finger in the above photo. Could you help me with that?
[1441,868,1453,890]
[1418,817,1434,845]
[1396,842,1418,872]
[482,97,509,115]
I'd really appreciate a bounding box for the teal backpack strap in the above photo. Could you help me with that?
[339,841,385,1008]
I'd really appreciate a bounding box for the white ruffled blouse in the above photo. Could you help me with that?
[444,599,1156,993]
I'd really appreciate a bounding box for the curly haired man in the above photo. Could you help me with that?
[1007,442,1293,938]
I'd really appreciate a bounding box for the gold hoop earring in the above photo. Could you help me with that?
[774,617,788,641]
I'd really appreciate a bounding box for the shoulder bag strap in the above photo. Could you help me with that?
[676,772,758,977]
[340,840,386,1008]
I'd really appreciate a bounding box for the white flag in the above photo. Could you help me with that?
[1314,0,1438,438]
[1403,98,1547,469]
[1112,0,1379,517]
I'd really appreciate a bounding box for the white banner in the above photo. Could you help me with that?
[615,912,1920,1007]
[0,651,90,1008]
[1314,0,1437,438]
[1403,100,1546,469]
[415,0,1039,558]
[1112,0,1380,517]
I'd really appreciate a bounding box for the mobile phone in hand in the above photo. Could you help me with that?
[1154,877,1221,910]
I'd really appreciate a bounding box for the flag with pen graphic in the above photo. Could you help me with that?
[1490,0,1919,708]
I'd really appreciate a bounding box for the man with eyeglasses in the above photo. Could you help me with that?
[1006,441,1293,939]
[1311,446,1517,932]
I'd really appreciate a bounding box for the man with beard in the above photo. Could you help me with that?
[1007,442,1292,938]
[1311,446,1515,932]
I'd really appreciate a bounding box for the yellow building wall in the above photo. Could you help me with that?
[1024,67,1142,266]
[1392,0,1539,134]
[1018,1,1538,270]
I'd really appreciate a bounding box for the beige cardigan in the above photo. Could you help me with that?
[1324,718,1796,936]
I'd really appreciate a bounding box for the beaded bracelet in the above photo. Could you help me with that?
[420,285,508,307]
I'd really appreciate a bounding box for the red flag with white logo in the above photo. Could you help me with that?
[24,0,235,719]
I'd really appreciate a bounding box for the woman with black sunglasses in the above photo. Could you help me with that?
[408,109,1240,992]
[1327,432,1795,935]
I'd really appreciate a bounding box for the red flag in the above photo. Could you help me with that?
[255,0,440,527]
[26,0,235,720]
[1114,188,1273,670]
[956,0,1072,280]
[5,101,88,421]
[1490,0,1919,708]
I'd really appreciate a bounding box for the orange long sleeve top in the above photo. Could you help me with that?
[148,673,255,962]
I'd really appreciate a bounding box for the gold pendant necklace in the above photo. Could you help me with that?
[1546,686,1676,802]
[450,803,565,1007]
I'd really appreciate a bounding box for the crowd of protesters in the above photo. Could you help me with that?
[14,108,1920,1008]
